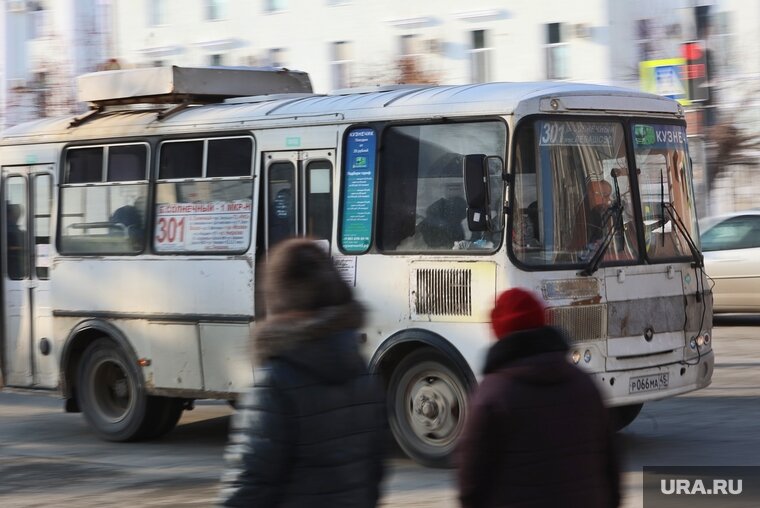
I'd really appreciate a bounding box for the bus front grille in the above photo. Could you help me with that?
[414,268,472,316]
[546,304,607,343]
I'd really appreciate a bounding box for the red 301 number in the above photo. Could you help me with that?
[156,217,185,243]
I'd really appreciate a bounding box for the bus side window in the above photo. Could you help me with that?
[33,174,53,279]
[378,121,506,252]
[5,179,29,280]
[305,161,332,243]
[268,162,296,248]
[59,144,149,255]
[153,137,253,254]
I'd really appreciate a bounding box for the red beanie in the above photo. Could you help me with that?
[490,288,546,340]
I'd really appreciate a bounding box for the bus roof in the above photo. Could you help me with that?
[0,80,681,145]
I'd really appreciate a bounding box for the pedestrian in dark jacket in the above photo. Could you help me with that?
[457,288,620,508]
[219,238,386,507]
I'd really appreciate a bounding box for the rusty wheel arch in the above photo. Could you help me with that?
[369,328,477,390]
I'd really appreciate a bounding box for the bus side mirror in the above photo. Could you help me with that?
[464,154,501,232]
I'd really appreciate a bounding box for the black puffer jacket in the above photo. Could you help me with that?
[219,301,386,507]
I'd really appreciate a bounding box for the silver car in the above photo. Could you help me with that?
[701,210,760,313]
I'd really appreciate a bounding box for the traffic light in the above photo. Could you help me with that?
[682,41,709,102]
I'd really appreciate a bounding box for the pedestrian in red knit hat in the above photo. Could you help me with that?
[457,287,620,508]
[490,288,546,339]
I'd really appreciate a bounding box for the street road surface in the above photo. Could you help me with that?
[1,316,759,507]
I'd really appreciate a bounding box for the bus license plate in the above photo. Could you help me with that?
[629,373,669,394]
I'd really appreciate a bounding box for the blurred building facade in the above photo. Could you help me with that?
[2,0,759,214]
[0,0,113,131]
[109,0,707,92]
[1,0,750,120]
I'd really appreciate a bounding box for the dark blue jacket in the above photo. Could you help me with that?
[219,303,386,507]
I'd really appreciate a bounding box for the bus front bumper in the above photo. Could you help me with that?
[594,349,714,407]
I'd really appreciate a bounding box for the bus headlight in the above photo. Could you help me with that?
[584,350,592,363]
[689,337,697,350]
[696,335,705,347]
[571,351,581,364]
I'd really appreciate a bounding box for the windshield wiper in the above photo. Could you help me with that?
[580,171,626,277]
[663,202,704,268]
[580,202,623,276]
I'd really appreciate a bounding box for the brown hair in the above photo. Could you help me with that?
[264,238,353,315]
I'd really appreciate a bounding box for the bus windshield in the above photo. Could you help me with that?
[512,119,639,267]
[512,119,699,268]
[632,123,700,260]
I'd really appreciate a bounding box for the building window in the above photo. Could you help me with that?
[268,48,286,67]
[545,22,569,80]
[331,41,352,90]
[400,34,422,57]
[26,1,46,39]
[147,0,166,26]
[205,0,227,20]
[711,10,734,79]
[264,0,287,12]
[635,19,654,63]
[210,54,224,66]
[469,30,491,83]
[399,34,436,84]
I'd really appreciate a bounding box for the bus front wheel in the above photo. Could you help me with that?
[609,403,643,431]
[388,348,470,468]
[77,338,156,441]
[143,397,185,439]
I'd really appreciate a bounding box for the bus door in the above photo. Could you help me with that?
[263,150,335,249]
[1,165,55,388]
[255,150,335,316]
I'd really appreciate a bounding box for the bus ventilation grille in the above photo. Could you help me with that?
[414,268,472,316]
[545,304,607,343]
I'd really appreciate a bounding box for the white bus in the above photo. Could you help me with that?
[0,66,713,467]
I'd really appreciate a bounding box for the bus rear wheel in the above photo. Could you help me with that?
[609,403,643,431]
[388,348,470,468]
[77,338,164,441]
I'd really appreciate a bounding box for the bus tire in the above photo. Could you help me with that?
[387,348,470,468]
[143,397,185,439]
[609,403,643,431]
[77,338,153,442]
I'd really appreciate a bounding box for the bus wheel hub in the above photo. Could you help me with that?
[113,379,128,399]
[413,387,444,427]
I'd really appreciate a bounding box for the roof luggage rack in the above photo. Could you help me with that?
[70,65,313,126]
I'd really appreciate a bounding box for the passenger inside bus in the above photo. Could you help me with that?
[515,201,541,248]
[6,203,25,279]
[110,196,146,250]
[570,178,614,257]
[398,196,467,250]
[586,179,614,244]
